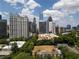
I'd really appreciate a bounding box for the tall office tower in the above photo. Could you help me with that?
[55,26,65,34]
[9,15,29,38]
[52,23,56,34]
[39,21,47,34]
[7,25,9,37]
[0,19,7,37]
[48,16,52,33]
[29,17,37,33]
[47,16,56,34]
[46,20,49,33]
[55,26,60,34]
[0,15,2,19]
[67,24,71,29]
[55,26,59,34]
[60,27,65,34]
[32,17,37,33]
[39,13,43,20]
[66,24,71,32]
[29,22,33,32]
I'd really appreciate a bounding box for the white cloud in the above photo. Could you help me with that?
[43,9,64,21]
[4,0,26,5]
[0,11,9,24]
[56,15,79,26]
[19,8,32,17]
[26,0,41,9]
[53,0,79,15]
[19,8,39,22]
[4,0,41,20]
[50,0,79,26]
[4,0,18,5]
[43,9,64,16]
[53,0,79,14]
[4,0,41,9]
[53,0,79,10]
[19,0,41,18]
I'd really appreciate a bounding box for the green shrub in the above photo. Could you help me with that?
[0,39,9,44]
[12,52,33,59]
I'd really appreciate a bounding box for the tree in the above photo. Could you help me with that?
[0,39,9,44]
[36,40,54,45]
[12,52,33,59]
[20,41,34,53]
[59,46,79,59]
[11,42,19,53]
[3,55,11,59]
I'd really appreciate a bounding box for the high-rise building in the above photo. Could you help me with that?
[46,20,49,33]
[29,22,33,32]
[39,21,47,34]
[32,17,37,33]
[48,16,52,22]
[60,27,65,34]
[29,17,37,33]
[47,16,56,34]
[55,26,60,34]
[67,24,71,29]
[9,15,29,38]
[0,15,7,37]
[52,23,56,34]
[0,19,7,37]
[65,24,71,32]
[39,13,43,20]
[39,16,56,34]
[0,15,2,19]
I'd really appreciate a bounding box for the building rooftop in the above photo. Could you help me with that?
[32,45,57,53]
[38,34,59,40]
[10,41,25,48]
[2,41,25,50]
[32,45,61,56]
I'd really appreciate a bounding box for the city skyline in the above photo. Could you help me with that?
[0,0,79,26]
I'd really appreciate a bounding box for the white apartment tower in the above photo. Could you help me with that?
[9,15,29,38]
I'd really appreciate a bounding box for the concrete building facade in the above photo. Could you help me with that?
[9,15,29,38]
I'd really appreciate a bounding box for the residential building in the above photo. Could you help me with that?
[9,15,29,38]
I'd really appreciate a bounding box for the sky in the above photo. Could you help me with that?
[0,0,79,26]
